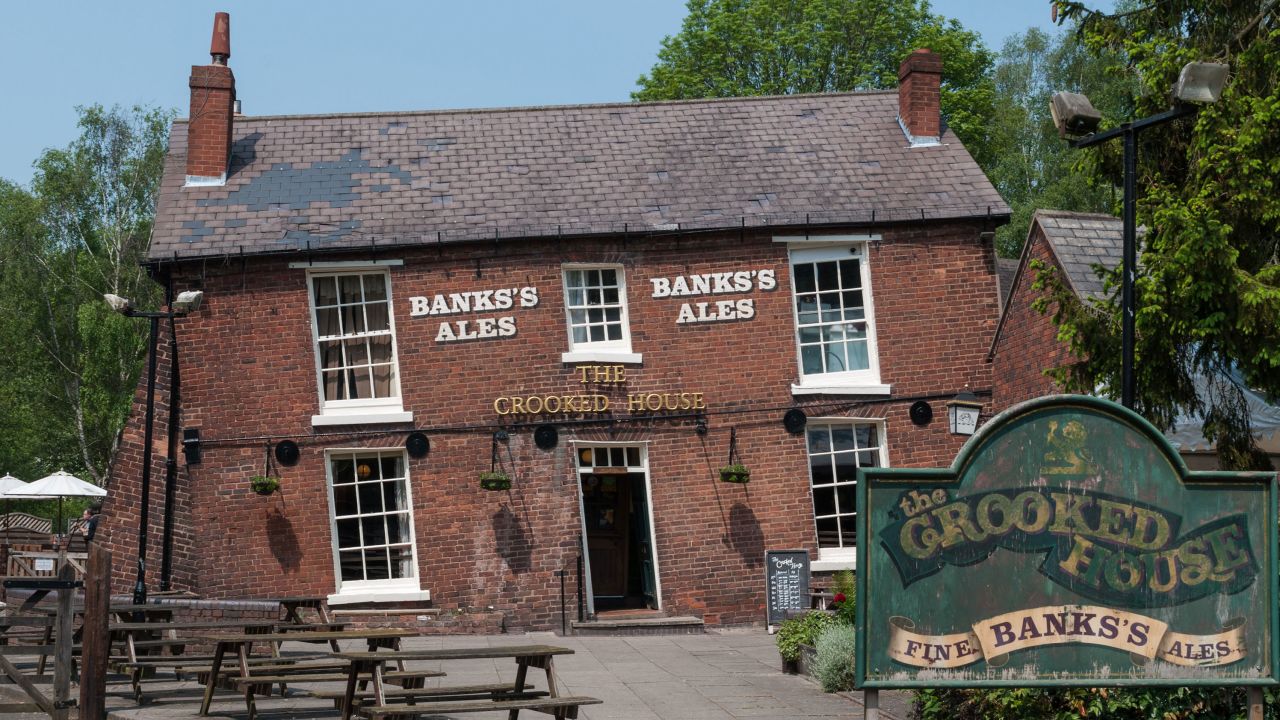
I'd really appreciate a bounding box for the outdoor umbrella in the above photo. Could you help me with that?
[0,474,31,532]
[5,470,106,537]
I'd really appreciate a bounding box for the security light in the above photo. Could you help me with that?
[104,293,132,314]
[1049,92,1102,138]
[172,290,205,314]
[1172,62,1229,104]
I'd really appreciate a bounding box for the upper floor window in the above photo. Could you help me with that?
[787,241,885,394]
[561,265,640,364]
[307,269,409,424]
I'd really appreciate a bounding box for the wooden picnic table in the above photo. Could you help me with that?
[197,628,418,720]
[332,645,591,720]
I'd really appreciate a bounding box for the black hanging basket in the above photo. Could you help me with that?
[719,465,751,484]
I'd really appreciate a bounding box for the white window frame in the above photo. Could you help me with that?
[782,237,888,396]
[560,264,642,364]
[306,268,412,426]
[804,417,888,572]
[322,448,429,605]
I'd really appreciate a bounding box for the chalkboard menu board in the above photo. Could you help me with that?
[765,549,810,630]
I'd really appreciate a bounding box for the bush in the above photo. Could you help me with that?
[913,686,1278,720]
[813,623,857,692]
[776,611,836,662]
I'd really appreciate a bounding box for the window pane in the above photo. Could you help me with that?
[816,517,839,547]
[794,264,815,293]
[349,367,373,399]
[801,346,823,375]
[831,427,855,452]
[369,336,392,364]
[816,261,838,290]
[607,325,622,341]
[589,325,605,342]
[364,549,390,580]
[381,455,402,479]
[358,482,383,514]
[572,326,587,343]
[813,486,836,516]
[322,370,345,401]
[363,274,387,301]
[339,550,363,581]
[389,546,413,579]
[365,302,389,332]
[341,304,366,335]
[316,308,340,337]
[603,288,619,304]
[362,516,387,546]
[839,515,858,545]
[839,259,860,288]
[339,275,363,303]
[567,270,583,287]
[807,428,830,454]
[336,518,360,549]
[836,483,857,515]
[587,288,601,304]
[600,268,617,285]
[567,289,584,306]
[835,453,858,482]
[857,450,878,468]
[626,447,640,466]
[313,277,337,306]
[811,459,834,486]
[847,341,869,371]
[344,338,369,366]
[332,458,355,484]
[825,345,846,373]
[387,513,410,543]
[333,485,357,516]
[857,425,877,449]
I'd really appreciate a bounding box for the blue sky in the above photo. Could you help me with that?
[0,1,1099,185]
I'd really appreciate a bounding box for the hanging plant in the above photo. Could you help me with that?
[251,442,281,495]
[719,428,750,483]
[250,475,280,496]
[479,471,511,492]
[719,463,751,484]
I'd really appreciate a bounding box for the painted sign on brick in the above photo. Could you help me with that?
[856,395,1279,688]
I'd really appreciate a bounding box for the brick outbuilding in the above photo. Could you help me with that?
[101,15,1011,631]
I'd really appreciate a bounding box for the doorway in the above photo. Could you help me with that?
[575,444,659,615]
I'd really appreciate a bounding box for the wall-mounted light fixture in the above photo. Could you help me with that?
[947,392,983,435]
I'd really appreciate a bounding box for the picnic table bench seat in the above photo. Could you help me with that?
[312,683,546,710]
[355,695,601,720]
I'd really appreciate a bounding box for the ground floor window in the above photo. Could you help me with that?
[326,449,418,591]
[806,420,886,564]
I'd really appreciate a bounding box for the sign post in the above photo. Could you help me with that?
[857,396,1278,696]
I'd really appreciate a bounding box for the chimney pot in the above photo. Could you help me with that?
[898,48,943,146]
[210,11,231,64]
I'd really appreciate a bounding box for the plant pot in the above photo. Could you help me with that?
[249,476,280,496]
[796,644,817,677]
[719,467,750,484]
[781,655,800,674]
[479,472,511,491]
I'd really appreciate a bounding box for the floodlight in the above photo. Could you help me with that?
[1049,92,1102,138]
[1172,62,1229,104]
[104,294,132,314]
[172,290,205,314]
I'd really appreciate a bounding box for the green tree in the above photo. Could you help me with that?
[1038,1,1280,470]
[633,0,997,167]
[0,105,172,486]
[985,28,1131,256]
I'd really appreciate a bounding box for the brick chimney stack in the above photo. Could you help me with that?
[897,48,942,146]
[186,12,236,185]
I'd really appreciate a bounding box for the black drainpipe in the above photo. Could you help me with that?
[160,275,182,591]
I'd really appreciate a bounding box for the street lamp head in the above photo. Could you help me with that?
[1050,92,1102,138]
[172,290,204,314]
[1173,62,1229,104]
[104,293,132,314]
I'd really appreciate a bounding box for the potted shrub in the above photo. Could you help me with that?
[249,475,280,496]
[719,463,750,484]
[479,471,511,491]
[775,610,835,674]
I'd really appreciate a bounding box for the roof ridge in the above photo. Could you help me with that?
[1033,209,1120,221]
[173,90,897,124]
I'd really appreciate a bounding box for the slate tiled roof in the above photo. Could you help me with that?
[150,92,1009,261]
[1034,210,1123,301]
[994,254,1019,311]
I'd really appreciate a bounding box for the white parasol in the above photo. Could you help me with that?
[4,470,106,536]
[0,474,32,532]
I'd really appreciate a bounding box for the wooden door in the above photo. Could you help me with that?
[582,474,630,597]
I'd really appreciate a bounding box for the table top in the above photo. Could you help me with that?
[334,645,575,662]
[202,628,415,644]
[109,620,279,631]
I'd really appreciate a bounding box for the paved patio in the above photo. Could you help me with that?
[87,629,913,719]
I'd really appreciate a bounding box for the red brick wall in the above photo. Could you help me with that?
[104,221,1001,629]
[991,227,1076,409]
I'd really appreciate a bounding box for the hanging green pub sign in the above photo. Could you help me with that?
[856,396,1279,688]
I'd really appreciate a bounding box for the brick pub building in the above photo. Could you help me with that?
[100,15,1010,632]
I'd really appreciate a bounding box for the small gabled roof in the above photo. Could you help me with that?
[1033,210,1123,302]
[149,92,1009,262]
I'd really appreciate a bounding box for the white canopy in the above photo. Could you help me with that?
[0,474,29,495]
[10,470,106,499]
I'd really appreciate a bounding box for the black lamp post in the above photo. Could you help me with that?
[105,290,203,604]
[1051,62,1228,409]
